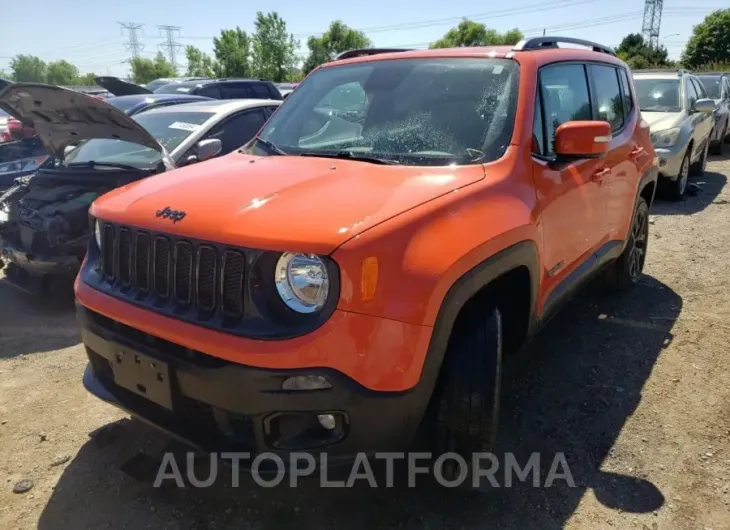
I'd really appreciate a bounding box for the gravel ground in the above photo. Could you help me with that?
[1,155,730,529]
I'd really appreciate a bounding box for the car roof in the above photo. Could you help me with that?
[137,98,281,115]
[171,78,269,89]
[632,72,685,80]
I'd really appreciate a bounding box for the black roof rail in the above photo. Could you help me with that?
[335,48,414,61]
[513,36,615,56]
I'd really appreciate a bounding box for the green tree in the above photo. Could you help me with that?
[252,11,298,82]
[430,20,523,48]
[9,55,47,82]
[130,53,177,84]
[616,33,671,68]
[213,27,252,77]
[185,46,216,77]
[302,21,371,75]
[681,9,730,68]
[45,60,80,85]
[76,72,98,85]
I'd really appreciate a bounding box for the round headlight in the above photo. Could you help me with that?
[274,252,330,313]
[94,220,102,249]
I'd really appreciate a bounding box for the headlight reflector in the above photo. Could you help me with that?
[94,220,102,249]
[275,252,330,313]
[650,127,681,148]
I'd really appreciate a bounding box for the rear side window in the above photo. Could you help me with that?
[588,64,623,132]
[532,91,544,155]
[197,85,222,99]
[250,83,272,99]
[618,69,634,119]
[539,64,592,156]
[220,83,255,99]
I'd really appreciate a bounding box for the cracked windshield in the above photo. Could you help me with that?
[251,58,519,166]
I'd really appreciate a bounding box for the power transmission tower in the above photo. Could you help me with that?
[641,0,663,48]
[158,25,183,68]
[119,22,145,59]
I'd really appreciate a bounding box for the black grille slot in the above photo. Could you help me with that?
[174,241,194,306]
[135,232,151,292]
[221,251,245,318]
[102,224,116,279]
[93,223,253,326]
[154,237,172,299]
[118,228,132,286]
[196,246,217,312]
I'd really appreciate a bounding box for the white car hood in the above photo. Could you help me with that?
[0,83,162,160]
[641,111,682,132]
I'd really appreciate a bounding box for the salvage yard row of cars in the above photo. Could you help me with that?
[1,41,729,484]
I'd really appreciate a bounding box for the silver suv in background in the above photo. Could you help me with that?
[633,69,715,200]
[696,72,730,155]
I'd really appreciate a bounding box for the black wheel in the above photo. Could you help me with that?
[428,305,502,488]
[666,150,690,201]
[690,140,709,176]
[603,197,649,291]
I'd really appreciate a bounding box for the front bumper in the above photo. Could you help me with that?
[654,144,686,180]
[0,237,81,276]
[78,303,430,462]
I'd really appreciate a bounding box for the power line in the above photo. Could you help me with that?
[158,25,183,68]
[119,22,145,60]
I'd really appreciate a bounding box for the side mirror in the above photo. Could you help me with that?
[554,120,612,159]
[187,138,222,165]
[692,98,715,114]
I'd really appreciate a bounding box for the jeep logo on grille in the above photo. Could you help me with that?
[156,207,186,223]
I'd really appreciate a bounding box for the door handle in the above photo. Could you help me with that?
[629,147,645,159]
[591,168,610,183]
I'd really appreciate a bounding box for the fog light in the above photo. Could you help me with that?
[282,374,332,391]
[658,157,667,168]
[317,414,336,430]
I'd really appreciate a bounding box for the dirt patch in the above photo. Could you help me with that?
[1,156,730,529]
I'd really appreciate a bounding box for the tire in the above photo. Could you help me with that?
[666,150,691,201]
[428,305,502,488]
[603,197,650,291]
[690,140,709,176]
[710,130,724,155]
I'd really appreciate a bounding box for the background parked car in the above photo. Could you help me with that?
[154,78,284,100]
[0,83,281,293]
[275,82,298,98]
[105,93,213,115]
[633,69,715,200]
[143,77,211,92]
[696,72,730,154]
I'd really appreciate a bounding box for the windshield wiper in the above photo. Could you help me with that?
[66,160,144,171]
[250,137,287,155]
[299,150,400,165]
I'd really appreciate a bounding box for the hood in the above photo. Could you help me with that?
[91,153,487,254]
[641,111,681,132]
[0,83,163,160]
[94,76,152,96]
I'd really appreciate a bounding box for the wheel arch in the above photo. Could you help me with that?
[412,240,540,402]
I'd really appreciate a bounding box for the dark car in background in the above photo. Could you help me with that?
[0,83,281,294]
[143,77,211,92]
[154,78,283,100]
[105,93,212,115]
[696,73,730,154]
[275,82,298,98]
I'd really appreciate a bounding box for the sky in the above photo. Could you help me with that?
[0,0,726,79]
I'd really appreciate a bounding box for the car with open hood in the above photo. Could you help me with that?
[0,83,281,293]
[633,69,715,200]
[95,76,212,97]
[76,38,658,481]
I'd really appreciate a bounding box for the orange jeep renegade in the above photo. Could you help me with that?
[76,37,657,467]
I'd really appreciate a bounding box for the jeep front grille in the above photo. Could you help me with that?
[99,222,245,320]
